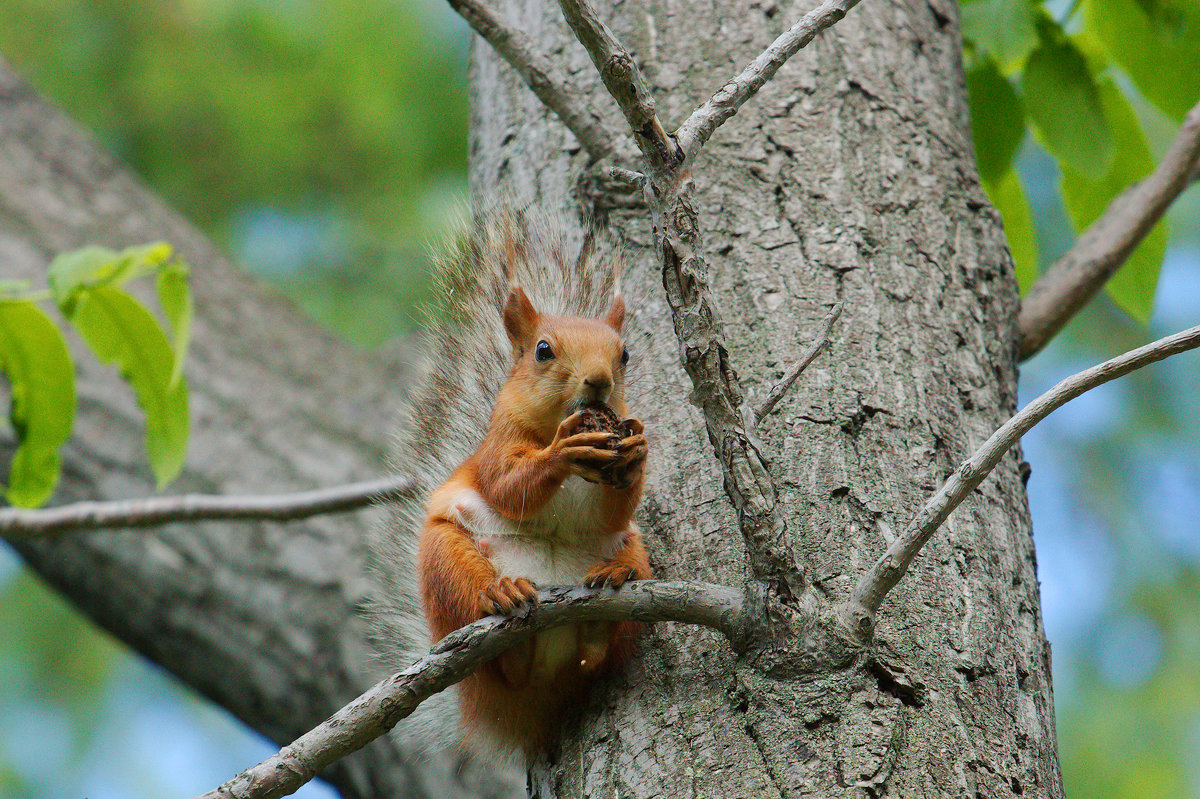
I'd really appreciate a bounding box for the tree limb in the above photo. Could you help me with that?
[656,196,804,601]
[844,323,1200,634]
[674,0,864,158]
[195,581,747,799]
[445,0,613,161]
[0,476,415,538]
[1018,99,1200,360]
[556,0,682,170]
[755,301,844,422]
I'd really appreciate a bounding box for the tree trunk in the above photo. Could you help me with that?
[0,58,516,799]
[469,1,1064,796]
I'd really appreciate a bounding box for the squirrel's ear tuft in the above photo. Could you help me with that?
[604,293,626,332]
[503,285,540,347]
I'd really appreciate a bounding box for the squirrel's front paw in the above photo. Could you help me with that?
[584,563,643,589]
[478,577,539,617]
[605,420,647,487]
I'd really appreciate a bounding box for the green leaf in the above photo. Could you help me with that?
[48,241,174,312]
[110,241,173,286]
[1061,79,1167,323]
[47,246,119,310]
[1085,0,1200,121]
[156,262,193,390]
[67,285,189,487]
[984,169,1040,293]
[961,0,1040,70]
[0,300,76,507]
[966,55,1026,184]
[1023,35,1114,179]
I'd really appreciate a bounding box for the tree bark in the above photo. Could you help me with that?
[0,58,511,799]
[469,0,1063,796]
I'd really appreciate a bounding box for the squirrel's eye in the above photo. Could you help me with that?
[621,348,629,365]
[535,340,554,361]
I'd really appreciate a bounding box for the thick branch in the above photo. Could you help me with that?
[845,324,1200,632]
[1018,99,1200,360]
[0,476,414,538]
[675,0,864,157]
[556,0,682,170]
[755,301,844,422]
[446,0,613,161]
[196,581,746,799]
[656,187,804,600]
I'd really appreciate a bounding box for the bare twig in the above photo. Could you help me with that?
[194,580,746,799]
[755,301,844,421]
[843,324,1200,635]
[606,165,646,186]
[1018,99,1200,360]
[675,0,864,158]
[0,476,415,538]
[446,0,613,161]
[556,0,682,170]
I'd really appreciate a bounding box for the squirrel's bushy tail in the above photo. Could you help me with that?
[366,209,619,754]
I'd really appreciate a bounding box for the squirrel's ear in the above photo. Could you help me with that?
[604,294,626,332]
[503,285,539,347]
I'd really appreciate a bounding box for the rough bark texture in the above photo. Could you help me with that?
[0,58,504,799]
[469,0,1063,796]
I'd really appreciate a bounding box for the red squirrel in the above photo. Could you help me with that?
[416,281,652,759]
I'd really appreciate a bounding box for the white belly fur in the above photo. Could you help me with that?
[449,482,625,682]
[448,480,624,586]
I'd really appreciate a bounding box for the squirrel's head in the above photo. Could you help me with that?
[502,285,629,425]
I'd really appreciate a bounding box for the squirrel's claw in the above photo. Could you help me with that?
[479,576,539,617]
[561,441,622,483]
[556,411,587,439]
[614,433,648,462]
[584,564,641,589]
[618,417,645,436]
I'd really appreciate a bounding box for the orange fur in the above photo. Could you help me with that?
[416,287,651,760]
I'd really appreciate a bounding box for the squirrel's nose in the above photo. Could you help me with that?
[582,375,613,402]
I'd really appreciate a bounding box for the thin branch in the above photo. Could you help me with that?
[675,0,864,158]
[755,301,844,422]
[556,0,682,170]
[844,324,1200,633]
[606,165,646,187]
[0,476,415,538]
[194,581,746,799]
[446,0,613,161]
[1018,99,1200,360]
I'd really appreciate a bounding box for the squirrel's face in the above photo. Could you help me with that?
[503,286,630,423]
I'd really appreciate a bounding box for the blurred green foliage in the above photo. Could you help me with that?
[0,0,470,347]
[961,0,1198,312]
